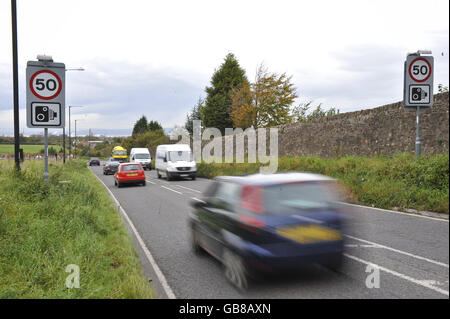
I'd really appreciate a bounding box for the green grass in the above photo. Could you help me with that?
[0,160,154,298]
[197,153,449,214]
[0,144,65,155]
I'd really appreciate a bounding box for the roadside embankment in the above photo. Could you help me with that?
[0,159,154,298]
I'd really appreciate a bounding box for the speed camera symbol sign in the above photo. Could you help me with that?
[26,60,65,128]
[408,58,432,83]
[403,55,433,109]
[30,70,62,100]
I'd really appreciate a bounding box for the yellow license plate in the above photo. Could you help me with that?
[127,173,137,176]
[276,224,342,244]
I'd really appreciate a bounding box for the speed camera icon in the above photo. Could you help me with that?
[31,102,61,126]
[35,106,58,122]
[409,85,430,104]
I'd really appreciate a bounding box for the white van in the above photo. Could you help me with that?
[155,144,196,180]
[129,148,152,170]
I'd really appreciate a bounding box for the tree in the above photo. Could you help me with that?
[148,120,163,131]
[185,97,204,134]
[132,115,148,136]
[230,63,297,128]
[438,83,449,93]
[201,53,248,134]
[291,101,340,122]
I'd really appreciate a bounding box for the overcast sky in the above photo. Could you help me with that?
[0,0,448,135]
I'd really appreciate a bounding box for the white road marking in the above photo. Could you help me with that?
[191,197,206,203]
[345,244,379,248]
[146,180,155,184]
[339,202,448,222]
[92,171,176,299]
[161,185,183,194]
[344,234,449,268]
[344,253,449,297]
[175,185,201,193]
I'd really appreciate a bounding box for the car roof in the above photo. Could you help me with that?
[215,172,335,186]
[157,144,191,151]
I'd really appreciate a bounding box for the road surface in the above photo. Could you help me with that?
[90,165,449,299]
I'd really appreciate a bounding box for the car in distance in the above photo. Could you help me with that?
[103,157,120,175]
[189,172,345,291]
[114,163,146,187]
[130,147,152,170]
[155,144,196,181]
[88,157,100,166]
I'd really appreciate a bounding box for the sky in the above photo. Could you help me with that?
[0,0,448,136]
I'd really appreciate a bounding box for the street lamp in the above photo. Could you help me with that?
[64,67,85,163]
[74,119,84,158]
[68,105,84,159]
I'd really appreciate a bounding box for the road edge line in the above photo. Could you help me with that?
[92,171,177,299]
[340,202,448,222]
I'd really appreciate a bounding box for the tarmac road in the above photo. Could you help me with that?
[90,164,449,299]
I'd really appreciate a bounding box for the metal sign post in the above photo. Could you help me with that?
[403,50,434,159]
[26,55,65,180]
[44,128,49,180]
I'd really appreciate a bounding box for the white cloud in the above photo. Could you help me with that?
[0,0,448,133]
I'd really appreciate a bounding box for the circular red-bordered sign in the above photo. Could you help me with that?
[408,57,432,83]
[29,70,62,100]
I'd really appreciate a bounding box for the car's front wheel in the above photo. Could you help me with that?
[222,248,248,291]
[157,170,161,179]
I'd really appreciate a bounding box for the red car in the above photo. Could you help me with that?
[114,163,146,187]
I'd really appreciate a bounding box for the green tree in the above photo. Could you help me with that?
[185,97,204,134]
[132,115,149,136]
[291,101,340,122]
[438,83,449,93]
[148,120,163,131]
[230,63,297,128]
[201,53,248,134]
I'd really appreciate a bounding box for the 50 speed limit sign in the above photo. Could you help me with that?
[26,60,65,128]
[30,70,62,100]
[408,57,432,83]
[403,55,434,109]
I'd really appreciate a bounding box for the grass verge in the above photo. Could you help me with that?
[0,159,154,298]
[197,153,449,214]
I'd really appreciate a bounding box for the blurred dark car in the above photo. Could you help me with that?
[103,157,120,175]
[189,172,346,290]
[88,157,100,166]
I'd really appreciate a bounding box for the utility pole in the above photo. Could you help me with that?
[11,0,20,171]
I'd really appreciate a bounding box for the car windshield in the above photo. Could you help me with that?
[168,151,192,162]
[91,158,99,160]
[114,150,127,156]
[135,154,150,159]
[263,182,340,214]
[121,164,141,171]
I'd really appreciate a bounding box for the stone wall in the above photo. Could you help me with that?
[193,93,449,158]
[277,93,448,157]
